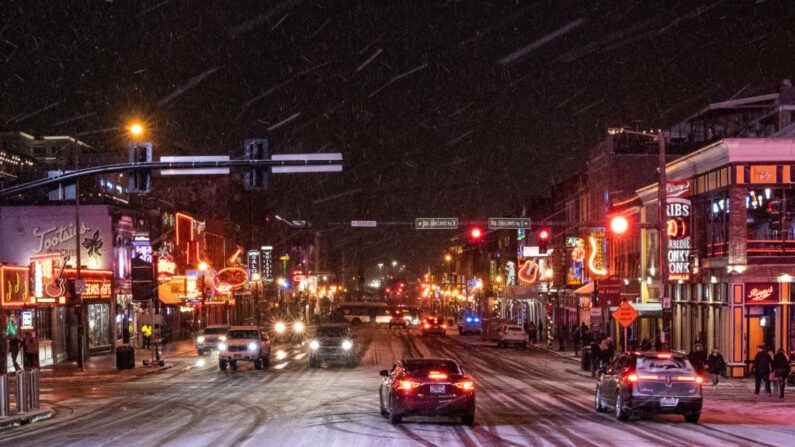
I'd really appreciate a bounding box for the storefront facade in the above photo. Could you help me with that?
[638,138,795,377]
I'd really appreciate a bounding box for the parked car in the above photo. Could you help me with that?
[379,358,475,426]
[308,324,357,368]
[421,316,447,336]
[218,326,272,370]
[497,324,527,348]
[594,352,703,423]
[195,325,228,355]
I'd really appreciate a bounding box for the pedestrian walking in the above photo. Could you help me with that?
[706,347,725,386]
[538,322,543,344]
[22,331,39,370]
[773,348,789,399]
[572,326,581,356]
[556,325,565,351]
[689,342,707,374]
[654,333,662,351]
[640,337,652,351]
[9,333,22,372]
[590,339,601,377]
[752,345,773,396]
[142,323,153,349]
[598,339,613,374]
[527,321,536,343]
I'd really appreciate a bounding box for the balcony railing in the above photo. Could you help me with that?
[707,240,795,257]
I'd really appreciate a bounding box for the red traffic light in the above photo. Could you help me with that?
[470,227,483,240]
[538,229,550,240]
[609,215,629,234]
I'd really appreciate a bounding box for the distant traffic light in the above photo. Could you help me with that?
[469,227,483,241]
[538,228,550,252]
[244,138,269,190]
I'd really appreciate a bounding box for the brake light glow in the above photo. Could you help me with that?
[454,380,475,391]
[696,376,704,384]
[627,373,639,383]
[637,374,659,380]
[398,380,421,390]
[656,353,672,359]
[677,376,703,383]
[441,324,447,329]
[428,371,448,380]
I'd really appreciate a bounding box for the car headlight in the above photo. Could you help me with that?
[341,340,353,350]
[218,342,227,351]
[274,322,286,333]
[219,336,227,342]
[196,336,205,343]
[309,340,320,350]
[247,342,258,352]
[293,321,305,333]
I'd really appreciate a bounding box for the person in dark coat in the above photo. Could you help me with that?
[773,348,790,399]
[527,321,537,343]
[572,326,581,356]
[640,337,652,351]
[22,331,39,370]
[752,345,773,396]
[654,333,663,351]
[590,339,601,378]
[689,342,708,374]
[706,347,726,386]
[556,325,566,351]
[9,333,23,372]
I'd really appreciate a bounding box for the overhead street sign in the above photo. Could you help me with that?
[488,217,531,229]
[415,218,458,230]
[271,153,343,173]
[351,220,377,228]
[612,301,639,328]
[160,156,230,175]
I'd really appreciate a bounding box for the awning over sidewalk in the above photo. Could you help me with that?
[573,282,593,295]
[159,293,182,305]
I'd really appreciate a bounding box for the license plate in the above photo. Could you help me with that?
[430,384,445,394]
[233,354,241,359]
[660,397,678,407]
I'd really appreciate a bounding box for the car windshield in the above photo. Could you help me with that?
[317,328,347,337]
[204,327,227,334]
[507,326,523,332]
[636,356,693,372]
[404,360,462,376]
[227,330,259,340]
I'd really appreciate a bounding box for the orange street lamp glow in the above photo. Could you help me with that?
[129,122,145,137]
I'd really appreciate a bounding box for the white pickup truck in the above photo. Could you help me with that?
[218,326,272,370]
[497,324,528,348]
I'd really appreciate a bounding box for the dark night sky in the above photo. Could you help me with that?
[2,0,794,276]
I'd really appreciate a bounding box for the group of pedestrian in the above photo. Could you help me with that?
[752,345,790,398]
[555,323,591,355]
[7,331,39,372]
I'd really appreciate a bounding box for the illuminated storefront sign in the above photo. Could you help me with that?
[518,259,539,284]
[745,283,778,304]
[82,279,112,299]
[213,267,249,294]
[261,246,274,281]
[247,250,261,276]
[566,237,585,285]
[586,228,607,277]
[157,257,176,282]
[0,265,31,308]
[21,310,33,330]
[666,181,691,281]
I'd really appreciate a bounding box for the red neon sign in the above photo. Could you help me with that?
[518,260,539,284]
[213,267,249,293]
[745,283,778,303]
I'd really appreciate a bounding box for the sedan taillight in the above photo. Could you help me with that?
[397,380,421,391]
[454,380,475,391]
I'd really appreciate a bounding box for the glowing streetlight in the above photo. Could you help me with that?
[444,254,452,262]
[391,260,398,267]
[610,215,629,235]
[198,261,209,272]
[128,122,145,138]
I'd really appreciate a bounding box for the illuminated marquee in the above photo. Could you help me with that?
[587,229,607,277]
[213,267,249,294]
[666,181,691,281]
[745,283,778,304]
[0,265,31,308]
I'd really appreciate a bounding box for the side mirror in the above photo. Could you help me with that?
[379,369,390,377]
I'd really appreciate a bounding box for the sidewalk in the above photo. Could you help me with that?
[0,408,54,430]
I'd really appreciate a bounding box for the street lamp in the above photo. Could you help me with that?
[391,260,398,268]
[377,263,384,283]
[128,122,145,139]
[609,127,670,349]
[197,261,210,329]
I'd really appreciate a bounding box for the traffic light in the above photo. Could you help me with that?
[128,142,152,194]
[609,215,629,235]
[244,138,269,190]
[537,228,550,252]
[469,227,483,242]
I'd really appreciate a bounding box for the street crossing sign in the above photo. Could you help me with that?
[415,218,458,230]
[612,301,639,328]
[351,220,377,227]
[488,217,531,229]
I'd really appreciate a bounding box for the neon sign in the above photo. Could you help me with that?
[1,266,30,308]
[518,260,539,284]
[213,267,249,293]
[588,233,607,277]
[745,283,778,303]
[666,181,691,281]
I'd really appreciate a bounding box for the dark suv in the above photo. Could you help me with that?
[595,352,703,423]
[308,324,357,368]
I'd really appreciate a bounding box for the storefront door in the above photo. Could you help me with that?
[747,306,777,357]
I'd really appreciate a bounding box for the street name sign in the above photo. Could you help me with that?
[351,220,377,228]
[488,218,531,229]
[160,156,230,175]
[415,218,459,230]
[612,301,639,328]
[271,153,343,173]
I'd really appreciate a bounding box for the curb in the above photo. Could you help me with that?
[141,364,174,375]
[0,407,54,430]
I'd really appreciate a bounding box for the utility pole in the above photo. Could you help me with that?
[657,133,671,351]
[74,138,85,370]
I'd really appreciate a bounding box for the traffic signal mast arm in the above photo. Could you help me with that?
[0,155,343,198]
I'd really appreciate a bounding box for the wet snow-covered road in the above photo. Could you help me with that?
[2,325,795,447]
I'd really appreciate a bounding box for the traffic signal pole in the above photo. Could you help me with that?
[657,133,671,351]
